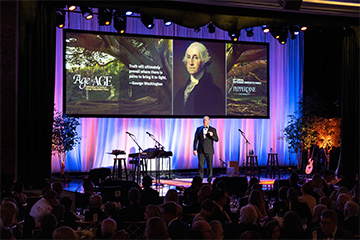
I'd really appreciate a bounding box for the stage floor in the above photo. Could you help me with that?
[62,172,281,197]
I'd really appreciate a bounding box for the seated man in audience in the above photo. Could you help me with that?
[208,189,231,226]
[140,175,160,206]
[183,176,202,205]
[161,201,190,239]
[29,188,59,227]
[310,209,353,239]
[84,194,106,222]
[192,198,216,224]
[338,201,359,236]
[120,187,146,222]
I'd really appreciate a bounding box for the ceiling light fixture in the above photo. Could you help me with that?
[141,14,154,29]
[114,10,127,33]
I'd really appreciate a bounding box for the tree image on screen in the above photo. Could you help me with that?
[65,32,172,116]
[226,44,268,117]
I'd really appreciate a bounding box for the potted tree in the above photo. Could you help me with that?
[52,110,81,178]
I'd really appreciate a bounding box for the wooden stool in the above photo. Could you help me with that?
[265,153,280,179]
[113,157,128,180]
[244,155,260,179]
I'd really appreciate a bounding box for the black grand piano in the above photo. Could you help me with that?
[128,148,173,181]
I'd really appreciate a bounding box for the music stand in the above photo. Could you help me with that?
[127,134,143,184]
[239,130,250,175]
[146,132,165,186]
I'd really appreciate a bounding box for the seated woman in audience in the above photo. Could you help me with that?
[144,204,161,220]
[144,216,170,240]
[210,220,223,240]
[248,189,268,221]
[262,219,281,240]
[279,211,306,239]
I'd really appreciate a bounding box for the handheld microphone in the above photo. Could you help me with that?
[238,129,243,133]
[126,131,134,136]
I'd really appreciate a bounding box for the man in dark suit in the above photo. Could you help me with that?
[311,209,353,239]
[193,116,219,183]
[162,201,190,239]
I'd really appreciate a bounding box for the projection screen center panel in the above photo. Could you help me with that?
[64,30,269,118]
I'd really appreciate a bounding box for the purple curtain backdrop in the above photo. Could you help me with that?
[52,12,303,173]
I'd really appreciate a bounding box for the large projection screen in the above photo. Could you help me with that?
[64,30,269,118]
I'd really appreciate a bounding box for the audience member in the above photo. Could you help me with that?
[29,188,59,227]
[335,192,352,222]
[36,213,58,239]
[77,178,95,210]
[279,211,306,239]
[191,220,212,240]
[273,186,289,217]
[183,176,202,205]
[164,189,179,204]
[51,204,65,223]
[319,195,335,210]
[182,188,201,215]
[312,173,327,197]
[52,181,64,200]
[338,200,359,236]
[101,218,118,239]
[208,189,231,226]
[60,196,79,230]
[9,181,27,220]
[248,189,267,221]
[53,226,76,239]
[262,219,281,240]
[192,198,216,224]
[210,220,223,240]
[144,216,170,240]
[306,204,327,234]
[311,209,353,239]
[239,230,261,239]
[84,194,106,222]
[287,187,312,225]
[224,204,262,239]
[140,175,160,206]
[161,201,190,239]
[287,173,302,196]
[0,201,22,239]
[120,187,145,222]
[298,181,317,215]
[104,201,122,229]
[197,184,212,204]
[111,229,130,239]
[144,204,161,220]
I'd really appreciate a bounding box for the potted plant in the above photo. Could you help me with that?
[52,110,81,177]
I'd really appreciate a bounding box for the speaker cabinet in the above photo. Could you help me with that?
[100,180,141,206]
[89,168,111,185]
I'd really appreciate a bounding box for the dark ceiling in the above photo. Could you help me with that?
[82,0,359,31]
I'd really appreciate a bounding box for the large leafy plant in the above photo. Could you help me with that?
[52,111,81,175]
[283,94,341,169]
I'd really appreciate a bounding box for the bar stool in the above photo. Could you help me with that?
[113,157,128,180]
[244,155,260,179]
[265,153,280,179]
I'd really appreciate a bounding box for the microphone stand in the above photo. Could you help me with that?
[239,130,250,171]
[146,133,165,186]
[128,134,143,184]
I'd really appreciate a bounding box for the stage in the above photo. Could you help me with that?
[60,170,289,197]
